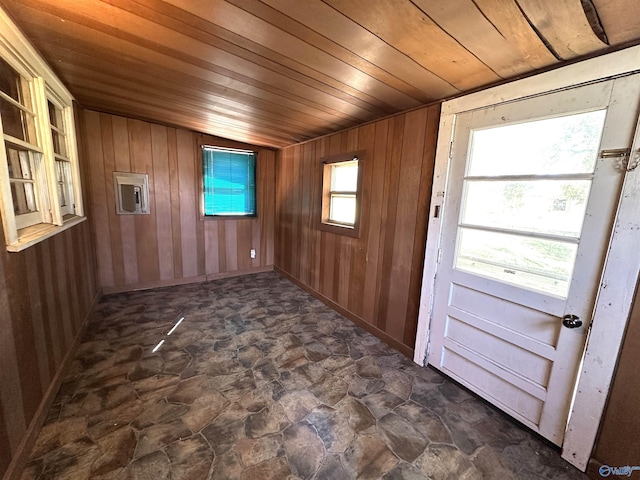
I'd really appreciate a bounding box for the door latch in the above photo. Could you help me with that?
[599,148,639,171]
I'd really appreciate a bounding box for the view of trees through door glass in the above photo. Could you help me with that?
[455,110,607,297]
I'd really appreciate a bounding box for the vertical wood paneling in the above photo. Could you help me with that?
[385,109,428,342]
[46,241,64,360]
[0,103,99,480]
[84,111,114,287]
[5,252,40,423]
[85,111,277,292]
[129,119,160,283]
[53,234,73,349]
[24,248,50,393]
[217,220,227,273]
[237,220,252,270]
[348,122,375,318]
[112,115,139,286]
[376,115,404,331]
[150,124,174,280]
[167,128,183,279]
[0,251,27,455]
[205,220,220,274]
[177,129,198,279]
[0,219,99,479]
[225,220,239,272]
[0,397,10,476]
[404,107,439,345]
[100,115,125,286]
[36,241,61,369]
[362,119,389,324]
[275,103,441,353]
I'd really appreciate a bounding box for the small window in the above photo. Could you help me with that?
[320,151,364,237]
[202,146,256,217]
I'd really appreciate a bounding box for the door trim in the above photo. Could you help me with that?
[414,45,640,471]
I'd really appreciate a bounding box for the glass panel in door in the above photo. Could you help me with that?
[455,110,607,298]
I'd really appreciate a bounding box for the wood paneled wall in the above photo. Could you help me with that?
[275,104,440,356]
[83,111,276,293]
[0,107,99,480]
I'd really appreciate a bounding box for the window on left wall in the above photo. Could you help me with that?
[0,27,84,252]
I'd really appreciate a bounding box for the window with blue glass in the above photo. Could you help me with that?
[202,146,256,217]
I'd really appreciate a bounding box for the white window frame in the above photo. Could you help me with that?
[0,6,84,252]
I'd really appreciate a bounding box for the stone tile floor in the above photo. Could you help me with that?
[20,272,588,479]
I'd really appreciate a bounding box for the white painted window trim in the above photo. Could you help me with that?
[414,45,640,471]
[0,6,85,251]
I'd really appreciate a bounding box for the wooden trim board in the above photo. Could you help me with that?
[102,265,274,295]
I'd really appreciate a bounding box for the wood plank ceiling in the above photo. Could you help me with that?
[1,0,639,148]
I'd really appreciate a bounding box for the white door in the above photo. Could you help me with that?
[429,75,640,446]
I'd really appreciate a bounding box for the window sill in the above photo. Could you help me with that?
[7,215,86,252]
[202,214,257,221]
[319,221,361,238]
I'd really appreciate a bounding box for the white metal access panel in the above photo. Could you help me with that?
[428,74,640,446]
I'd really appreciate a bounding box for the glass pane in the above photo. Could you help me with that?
[51,130,67,157]
[202,147,256,216]
[462,180,591,237]
[56,160,69,207]
[47,100,64,129]
[48,100,67,157]
[0,97,35,143]
[456,228,577,297]
[11,181,37,215]
[330,160,358,192]
[6,144,32,180]
[329,194,356,225]
[0,56,22,103]
[468,110,606,176]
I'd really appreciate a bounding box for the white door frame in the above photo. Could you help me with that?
[414,45,640,471]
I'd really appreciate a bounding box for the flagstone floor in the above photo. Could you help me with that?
[20,272,587,479]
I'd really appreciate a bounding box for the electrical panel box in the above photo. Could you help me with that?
[113,172,150,215]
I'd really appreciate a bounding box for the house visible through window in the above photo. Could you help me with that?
[320,152,364,237]
[202,146,256,217]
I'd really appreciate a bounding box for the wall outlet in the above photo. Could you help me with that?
[250,248,256,259]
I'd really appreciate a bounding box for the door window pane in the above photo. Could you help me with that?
[462,180,591,237]
[455,110,607,297]
[456,228,577,297]
[468,110,606,176]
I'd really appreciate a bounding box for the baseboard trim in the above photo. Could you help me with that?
[2,288,102,480]
[102,266,274,295]
[274,266,414,359]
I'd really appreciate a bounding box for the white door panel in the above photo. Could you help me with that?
[429,74,640,446]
